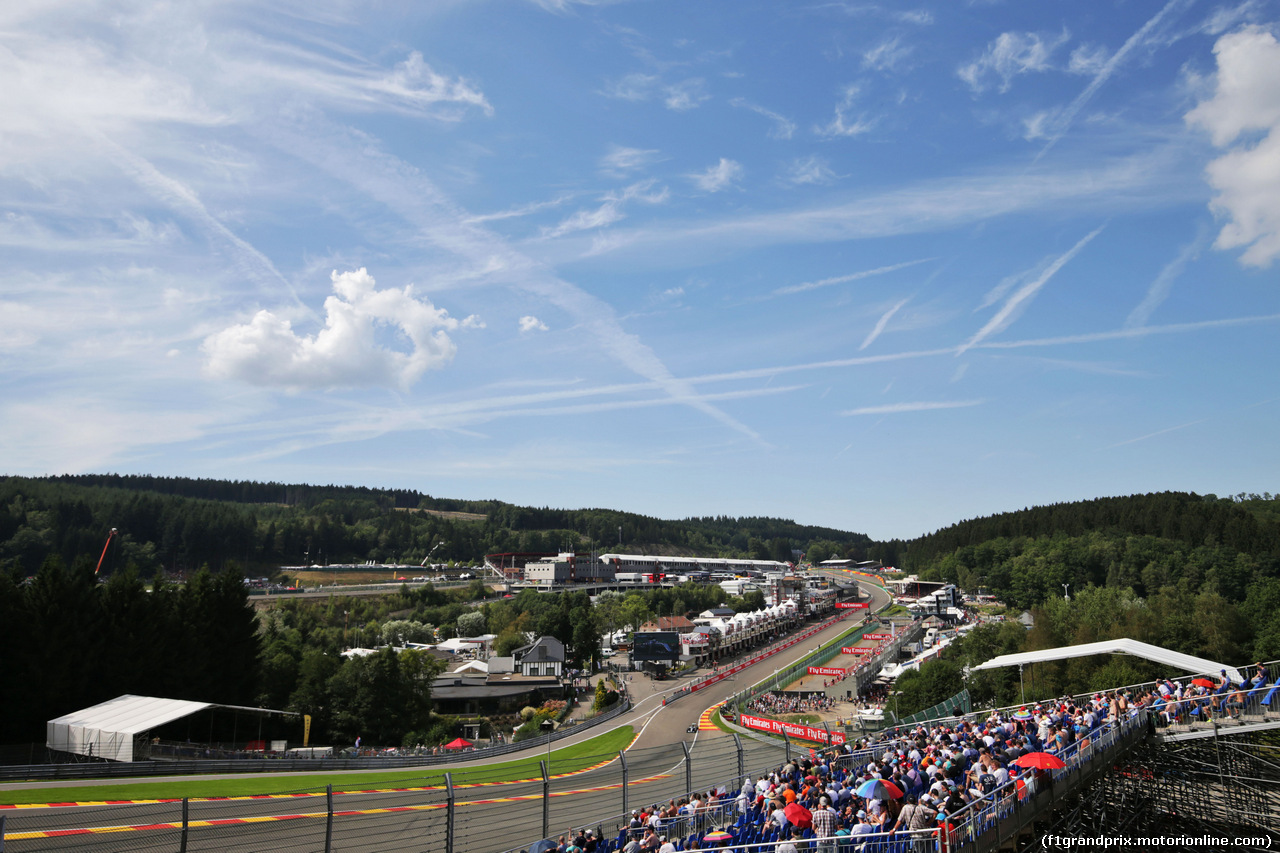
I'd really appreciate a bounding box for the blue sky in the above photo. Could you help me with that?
[2,0,1278,541]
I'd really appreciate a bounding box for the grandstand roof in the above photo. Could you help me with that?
[971,639,1244,685]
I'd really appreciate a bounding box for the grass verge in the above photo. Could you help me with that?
[0,726,634,806]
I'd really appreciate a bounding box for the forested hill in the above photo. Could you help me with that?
[905,491,1280,571]
[905,491,1280,614]
[0,474,874,575]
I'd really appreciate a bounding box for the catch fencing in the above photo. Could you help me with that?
[0,701,632,784]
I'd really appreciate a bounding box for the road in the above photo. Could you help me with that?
[2,576,892,853]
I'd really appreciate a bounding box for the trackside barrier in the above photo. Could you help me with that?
[664,610,859,706]
[1,700,632,783]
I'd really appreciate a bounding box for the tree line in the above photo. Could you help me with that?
[0,475,876,576]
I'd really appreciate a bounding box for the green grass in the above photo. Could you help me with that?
[0,726,634,805]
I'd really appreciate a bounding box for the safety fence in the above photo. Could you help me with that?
[663,610,858,707]
[721,619,920,738]
[897,688,972,727]
[0,700,632,784]
[5,687,1171,853]
[1,733,803,853]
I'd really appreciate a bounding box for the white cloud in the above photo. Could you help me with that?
[729,98,796,139]
[1032,0,1193,160]
[816,84,875,137]
[600,145,662,177]
[957,226,1104,355]
[542,179,669,239]
[841,400,984,416]
[1125,229,1206,329]
[1067,43,1111,76]
[773,259,934,297]
[859,298,909,350]
[689,158,743,192]
[463,194,574,224]
[1202,1,1266,36]
[202,268,477,390]
[958,30,1069,94]
[863,37,913,73]
[358,52,493,118]
[1186,26,1280,266]
[603,72,658,101]
[519,315,549,332]
[664,78,710,111]
[785,156,839,186]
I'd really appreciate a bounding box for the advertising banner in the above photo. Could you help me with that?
[864,633,893,640]
[807,666,846,677]
[739,713,846,745]
[835,602,869,609]
[841,646,873,655]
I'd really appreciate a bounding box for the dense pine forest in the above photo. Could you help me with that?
[0,474,879,576]
[894,491,1280,716]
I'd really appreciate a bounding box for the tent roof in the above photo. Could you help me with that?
[971,639,1244,685]
[48,693,298,736]
[49,694,217,737]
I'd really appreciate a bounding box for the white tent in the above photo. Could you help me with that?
[971,638,1244,686]
[47,694,295,762]
[48,694,216,762]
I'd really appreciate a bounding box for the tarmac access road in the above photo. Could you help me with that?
[1,579,892,853]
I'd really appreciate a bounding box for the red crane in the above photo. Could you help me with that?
[94,528,118,576]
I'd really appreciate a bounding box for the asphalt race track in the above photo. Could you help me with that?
[2,577,891,853]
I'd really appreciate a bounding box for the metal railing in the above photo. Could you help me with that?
[944,708,1150,852]
[0,700,631,783]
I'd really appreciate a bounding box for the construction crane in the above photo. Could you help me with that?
[94,528,118,576]
[420,540,445,568]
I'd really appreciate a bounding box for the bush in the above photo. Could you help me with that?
[520,706,537,721]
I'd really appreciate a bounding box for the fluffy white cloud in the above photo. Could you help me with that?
[202,268,478,390]
[689,158,743,192]
[1186,26,1280,266]
[958,30,1069,93]
[519,315,549,332]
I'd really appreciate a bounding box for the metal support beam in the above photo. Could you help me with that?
[324,784,334,853]
[783,730,792,763]
[541,760,551,840]
[445,773,455,853]
[681,740,692,796]
[619,750,629,817]
[180,798,188,853]
[733,734,744,780]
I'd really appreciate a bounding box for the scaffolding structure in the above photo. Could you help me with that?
[1023,729,1280,851]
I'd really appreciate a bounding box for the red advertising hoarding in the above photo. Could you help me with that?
[841,646,873,655]
[835,602,869,609]
[807,666,846,677]
[739,713,847,745]
[863,633,893,640]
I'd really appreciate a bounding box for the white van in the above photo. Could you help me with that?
[924,628,939,647]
